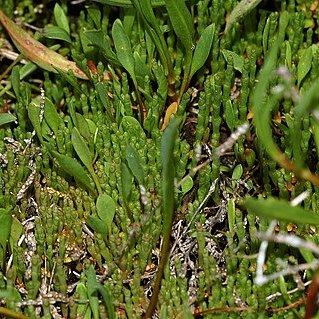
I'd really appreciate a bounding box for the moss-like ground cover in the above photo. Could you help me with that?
[1,0,319,318]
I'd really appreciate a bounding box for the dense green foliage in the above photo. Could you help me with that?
[1,0,319,318]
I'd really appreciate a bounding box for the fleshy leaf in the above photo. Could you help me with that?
[221,49,244,73]
[126,145,145,184]
[190,23,215,78]
[87,216,107,236]
[28,102,44,144]
[48,148,95,193]
[11,65,21,100]
[44,98,63,135]
[112,19,136,80]
[43,25,71,43]
[53,3,70,34]
[181,175,193,194]
[121,163,133,202]
[96,194,116,231]
[297,46,313,87]
[71,127,93,170]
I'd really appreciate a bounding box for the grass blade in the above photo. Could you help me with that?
[165,0,194,51]
[244,197,319,225]
[190,23,215,79]
[145,116,181,318]
[112,19,136,81]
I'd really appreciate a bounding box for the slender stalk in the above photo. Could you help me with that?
[143,220,172,318]
[0,307,30,319]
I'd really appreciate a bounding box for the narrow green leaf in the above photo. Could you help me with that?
[43,25,71,43]
[11,65,21,100]
[125,145,145,184]
[244,197,319,225]
[232,164,243,180]
[71,126,102,194]
[95,81,113,121]
[54,3,70,34]
[221,49,244,73]
[49,148,95,193]
[133,51,151,82]
[224,99,236,131]
[262,16,270,54]
[120,116,146,140]
[190,23,215,78]
[75,113,93,144]
[0,113,16,126]
[0,208,12,249]
[227,199,236,234]
[145,117,181,317]
[121,162,133,201]
[19,61,38,81]
[130,0,172,77]
[297,46,313,87]
[71,127,93,170]
[86,265,100,319]
[225,0,262,34]
[181,175,193,194]
[96,194,116,231]
[86,119,98,136]
[165,0,194,51]
[161,117,181,235]
[112,19,136,80]
[87,7,102,29]
[252,37,284,164]
[10,217,24,248]
[28,102,44,144]
[94,0,188,7]
[285,41,291,69]
[85,30,119,65]
[44,98,63,135]
[93,283,116,319]
[87,216,107,236]
[75,283,91,319]
[54,67,85,96]
[292,80,319,170]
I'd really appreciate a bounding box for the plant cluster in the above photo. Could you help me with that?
[0,0,319,318]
